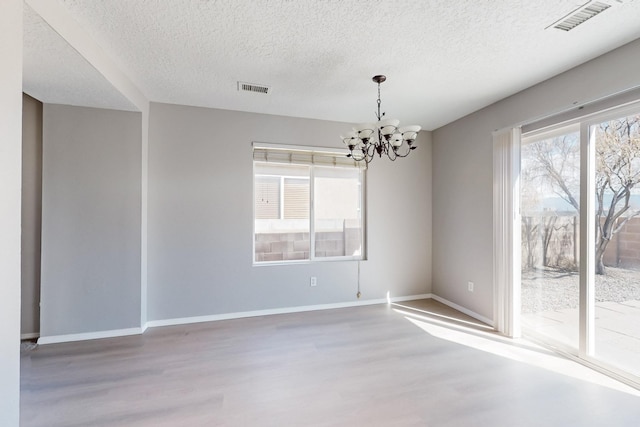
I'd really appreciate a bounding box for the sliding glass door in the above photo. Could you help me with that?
[519,107,640,386]
[520,125,580,350]
[590,113,640,379]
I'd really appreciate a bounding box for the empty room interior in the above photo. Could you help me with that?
[4,0,640,425]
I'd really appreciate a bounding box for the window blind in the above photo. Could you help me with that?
[283,178,309,219]
[253,143,365,169]
[254,176,280,219]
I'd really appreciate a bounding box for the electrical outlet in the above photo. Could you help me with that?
[468,281,474,292]
[310,276,317,287]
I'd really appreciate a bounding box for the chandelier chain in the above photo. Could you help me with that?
[376,82,382,121]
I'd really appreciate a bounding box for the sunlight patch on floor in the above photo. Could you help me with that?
[397,308,640,397]
[391,302,493,330]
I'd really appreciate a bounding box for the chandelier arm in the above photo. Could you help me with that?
[358,144,373,162]
[390,143,414,158]
[363,150,373,164]
[349,140,376,163]
[369,142,376,155]
[366,141,376,161]
[386,144,397,161]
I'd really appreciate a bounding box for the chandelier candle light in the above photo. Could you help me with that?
[342,75,421,163]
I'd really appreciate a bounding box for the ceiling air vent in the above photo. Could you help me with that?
[238,81,270,94]
[550,1,612,31]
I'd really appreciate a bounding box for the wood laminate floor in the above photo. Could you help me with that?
[20,299,640,426]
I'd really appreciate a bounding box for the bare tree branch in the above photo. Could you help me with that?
[523,115,640,274]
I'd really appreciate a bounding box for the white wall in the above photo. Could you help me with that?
[148,103,432,322]
[40,104,142,337]
[432,37,640,321]
[0,0,22,424]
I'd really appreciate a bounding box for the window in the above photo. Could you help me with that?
[253,144,365,263]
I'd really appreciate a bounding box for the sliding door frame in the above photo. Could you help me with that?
[578,122,595,358]
[499,100,640,389]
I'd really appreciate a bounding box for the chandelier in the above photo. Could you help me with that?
[341,75,421,163]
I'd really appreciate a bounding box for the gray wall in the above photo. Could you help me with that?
[148,103,432,321]
[432,38,640,320]
[21,93,42,337]
[40,104,142,337]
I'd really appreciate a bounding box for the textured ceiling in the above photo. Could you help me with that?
[23,0,640,130]
[22,4,137,112]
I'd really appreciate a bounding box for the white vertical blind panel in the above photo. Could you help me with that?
[493,127,521,336]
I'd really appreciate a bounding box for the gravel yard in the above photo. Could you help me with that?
[521,266,640,313]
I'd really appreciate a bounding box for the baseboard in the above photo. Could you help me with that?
[37,294,433,344]
[38,327,144,345]
[146,293,432,329]
[21,332,40,340]
[393,293,432,302]
[430,294,495,327]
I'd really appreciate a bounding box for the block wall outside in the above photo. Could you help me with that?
[522,215,640,270]
[606,218,640,269]
[254,228,361,262]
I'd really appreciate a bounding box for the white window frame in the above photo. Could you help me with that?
[252,142,366,265]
